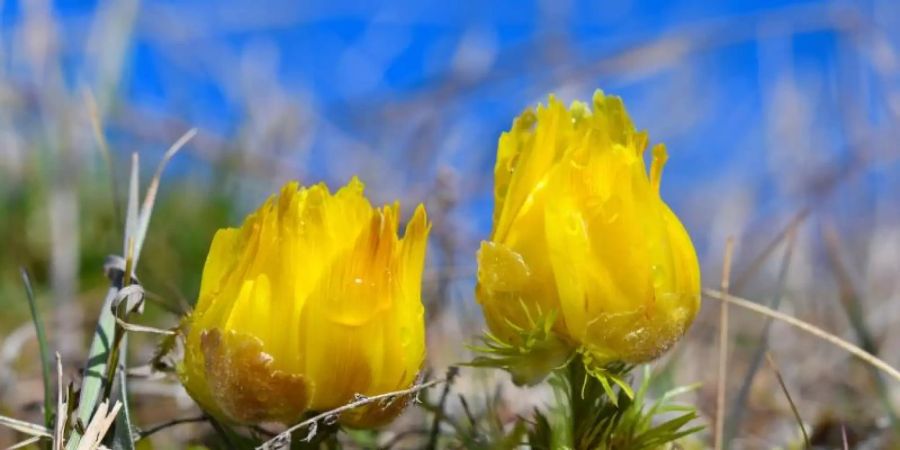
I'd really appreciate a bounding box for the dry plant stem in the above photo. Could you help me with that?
[702,289,900,384]
[257,376,450,450]
[5,436,43,450]
[133,128,197,267]
[714,237,735,450]
[0,416,51,439]
[54,353,67,450]
[75,400,122,450]
[732,210,808,292]
[426,368,458,450]
[724,228,797,446]
[823,221,900,427]
[135,416,208,441]
[113,317,175,335]
[84,89,121,227]
[765,353,809,448]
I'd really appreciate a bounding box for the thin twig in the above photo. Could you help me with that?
[4,435,43,450]
[765,352,809,449]
[714,237,735,450]
[0,415,52,438]
[54,352,67,450]
[135,415,208,440]
[725,227,797,444]
[257,375,451,449]
[114,316,176,335]
[426,367,459,449]
[702,289,900,384]
[133,128,197,267]
[732,209,808,291]
[822,221,900,427]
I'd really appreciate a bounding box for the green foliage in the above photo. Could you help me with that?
[420,384,529,449]
[467,306,572,386]
[531,362,702,450]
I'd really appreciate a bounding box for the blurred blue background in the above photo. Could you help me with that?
[5,0,899,253]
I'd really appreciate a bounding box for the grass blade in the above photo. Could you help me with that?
[714,237,735,450]
[823,221,900,427]
[111,351,135,450]
[66,287,119,450]
[0,415,52,438]
[132,128,196,268]
[84,89,121,229]
[703,289,900,383]
[68,153,141,450]
[765,352,809,448]
[20,268,54,431]
[723,228,796,446]
[6,435,43,450]
[123,153,139,259]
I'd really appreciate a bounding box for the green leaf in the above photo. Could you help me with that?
[540,360,703,450]
[66,286,119,450]
[20,268,54,432]
[465,308,573,386]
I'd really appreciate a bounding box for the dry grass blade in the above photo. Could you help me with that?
[0,415,52,438]
[823,221,899,426]
[725,227,797,444]
[75,400,122,450]
[714,237,735,450]
[702,289,900,384]
[732,210,808,291]
[765,352,809,448]
[134,416,208,441]
[84,89,121,225]
[113,316,176,335]
[123,153,140,259]
[5,435,43,450]
[132,128,197,268]
[55,353,68,450]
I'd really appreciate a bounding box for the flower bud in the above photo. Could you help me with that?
[476,92,700,382]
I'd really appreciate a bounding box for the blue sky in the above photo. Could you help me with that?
[3,0,897,259]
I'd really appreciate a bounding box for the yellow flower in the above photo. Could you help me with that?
[476,91,700,382]
[178,178,430,428]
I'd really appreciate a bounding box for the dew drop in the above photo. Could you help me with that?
[399,326,411,347]
[651,265,665,289]
[602,196,621,223]
[566,212,581,235]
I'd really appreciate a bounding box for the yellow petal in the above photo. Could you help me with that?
[179,179,429,427]
[476,90,702,376]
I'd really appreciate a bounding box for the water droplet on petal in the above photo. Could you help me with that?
[651,264,665,289]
